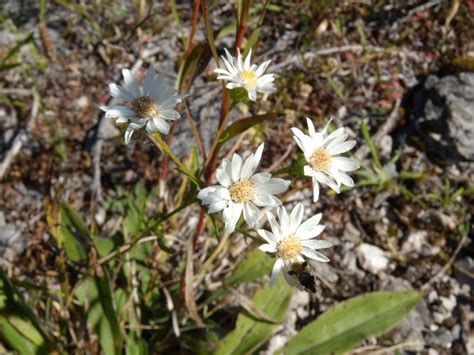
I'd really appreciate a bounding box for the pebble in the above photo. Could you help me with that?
[355,243,390,274]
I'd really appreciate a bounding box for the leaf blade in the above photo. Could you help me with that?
[283,290,421,355]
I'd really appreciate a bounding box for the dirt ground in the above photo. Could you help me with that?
[1,1,473,353]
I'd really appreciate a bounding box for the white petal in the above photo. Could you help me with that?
[259,243,276,253]
[143,66,156,95]
[301,239,332,250]
[257,229,277,244]
[277,206,290,234]
[244,48,252,70]
[255,60,271,77]
[312,176,320,202]
[121,69,141,97]
[324,127,345,145]
[270,258,284,286]
[251,144,264,173]
[265,211,282,240]
[100,105,136,118]
[145,120,156,134]
[248,89,257,101]
[250,172,271,184]
[223,202,243,235]
[333,171,354,187]
[243,202,260,227]
[109,83,133,101]
[306,117,316,137]
[124,126,135,144]
[216,167,231,188]
[230,153,243,182]
[116,117,128,124]
[159,109,180,121]
[237,50,244,72]
[327,139,356,155]
[301,248,330,262]
[257,84,276,94]
[332,157,360,172]
[208,200,229,214]
[153,117,170,135]
[214,68,233,76]
[252,194,281,207]
[299,225,325,240]
[289,203,305,234]
[291,127,317,158]
[296,213,323,238]
[254,178,290,195]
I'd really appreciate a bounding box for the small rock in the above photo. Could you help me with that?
[401,231,427,255]
[355,243,390,274]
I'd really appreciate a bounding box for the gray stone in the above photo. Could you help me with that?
[411,72,474,161]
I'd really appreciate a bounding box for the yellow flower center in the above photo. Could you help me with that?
[228,180,254,203]
[277,235,302,260]
[310,148,331,171]
[239,70,258,89]
[131,96,159,118]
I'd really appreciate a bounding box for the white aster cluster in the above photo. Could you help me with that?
[102,48,360,289]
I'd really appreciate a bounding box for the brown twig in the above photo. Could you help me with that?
[0,90,40,181]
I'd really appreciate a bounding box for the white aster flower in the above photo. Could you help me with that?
[100,66,181,144]
[198,144,290,235]
[257,203,332,287]
[291,118,360,202]
[214,48,276,101]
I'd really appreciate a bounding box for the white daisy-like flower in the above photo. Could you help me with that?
[100,66,181,144]
[197,144,290,235]
[214,48,276,101]
[257,203,332,287]
[291,118,360,202]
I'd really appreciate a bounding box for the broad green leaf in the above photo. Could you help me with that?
[60,225,87,262]
[205,249,274,305]
[93,235,117,258]
[226,249,274,285]
[215,275,292,354]
[219,112,277,144]
[126,331,148,355]
[282,290,421,355]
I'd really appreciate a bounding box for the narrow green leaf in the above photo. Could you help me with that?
[95,275,123,354]
[215,275,292,354]
[0,270,55,353]
[177,42,212,93]
[360,121,383,170]
[60,202,89,238]
[282,290,421,355]
[2,33,34,62]
[243,27,261,57]
[219,112,277,144]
